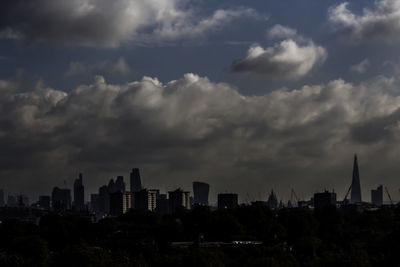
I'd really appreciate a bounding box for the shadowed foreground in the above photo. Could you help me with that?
[0,205,399,266]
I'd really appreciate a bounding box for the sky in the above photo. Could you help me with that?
[2,0,400,204]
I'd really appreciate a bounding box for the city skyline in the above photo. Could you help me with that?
[0,154,396,208]
[2,0,400,204]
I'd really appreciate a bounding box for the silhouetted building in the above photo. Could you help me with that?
[134,189,157,211]
[115,176,126,192]
[193,181,210,206]
[314,190,336,209]
[108,179,117,194]
[52,187,71,211]
[90,194,99,213]
[218,193,238,209]
[371,185,383,207]
[130,168,142,208]
[351,154,362,203]
[156,194,169,215]
[168,188,190,213]
[38,196,51,210]
[267,190,278,209]
[0,189,4,207]
[109,191,131,216]
[73,173,85,210]
[98,185,109,213]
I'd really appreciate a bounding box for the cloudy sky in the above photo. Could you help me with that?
[1,0,400,204]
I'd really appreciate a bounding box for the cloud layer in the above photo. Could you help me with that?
[0,0,255,47]
[329,0,400,44]
[1,73,400,200]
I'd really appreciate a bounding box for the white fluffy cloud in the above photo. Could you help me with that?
[329,0,400,43]
[1,73,400,199]
[231,38,327,79]
[267,24,299,40]
[0,0,256,47]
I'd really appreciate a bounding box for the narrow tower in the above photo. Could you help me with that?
[350,154,362,203]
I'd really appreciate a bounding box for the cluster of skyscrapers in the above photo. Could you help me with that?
[0,154,393,219]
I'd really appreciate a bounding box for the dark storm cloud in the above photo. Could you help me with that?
[329,0,400,44]
[1,73,400,199]
[231,26,327,79]
[0,0,256,47]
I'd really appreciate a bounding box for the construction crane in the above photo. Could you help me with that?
[343,184,352,203]
[385,187,393,205]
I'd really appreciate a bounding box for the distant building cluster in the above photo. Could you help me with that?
[0,154,394,222]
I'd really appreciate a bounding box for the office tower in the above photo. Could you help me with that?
[73,173,85,210]
[193,181,210,206]
[108,179,117,194]
[38,196,51,210]
[314,190,337,209]
[16,194,29,207]
[351,154,362,203]
[90,194,99,213]
[134,189,158,211]
[267,190,278,209]
[109,191,131,216]
[371,185,383,206]
[52,187,71,211]
[217,193,238,209]
[156,194,169,215]
[130,168,142,208]
[0,189,4,207]
[115,176,126,192]
[168,188,191,213]
[98,185,109,213]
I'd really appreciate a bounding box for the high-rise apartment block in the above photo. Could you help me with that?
[168,188,190,213]
[109,191,131,216]
[134,189,157,211]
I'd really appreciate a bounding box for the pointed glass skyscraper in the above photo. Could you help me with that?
[351,154,362,203]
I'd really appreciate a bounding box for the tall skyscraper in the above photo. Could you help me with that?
[73,173,85,210]
[115,176,126,192]
[193,181,210,206]
[130,168,142,208]
[351,154,362,203]
[371,185,383,206]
